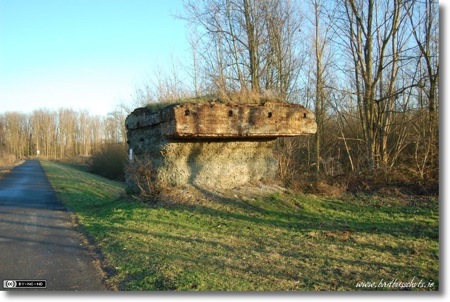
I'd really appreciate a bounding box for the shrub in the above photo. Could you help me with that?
[0,152,17,166]
[90,143,127,181]
[124,154,159,199]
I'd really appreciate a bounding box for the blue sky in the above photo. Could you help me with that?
[0,0,189,115]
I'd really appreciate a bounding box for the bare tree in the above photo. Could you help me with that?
[406,0,439,118]
[1,112,28,158]
[406,0,439,177]
[309,0,334,173]
[57,108,77,158]
[335,0,414,169]
[104,109,127,144]
[181,0,304,99]
[261,0,304,100]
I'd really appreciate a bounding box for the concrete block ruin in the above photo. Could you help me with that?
[125,100,317,190]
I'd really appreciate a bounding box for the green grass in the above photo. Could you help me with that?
[41,160,439,291]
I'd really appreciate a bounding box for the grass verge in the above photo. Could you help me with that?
[0,160,25,180]
[41,160,439,291]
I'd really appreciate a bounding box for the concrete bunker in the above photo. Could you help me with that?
[125,100,317,190]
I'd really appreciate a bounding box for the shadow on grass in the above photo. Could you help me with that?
[49,157,438,291]
[160,185,439,240]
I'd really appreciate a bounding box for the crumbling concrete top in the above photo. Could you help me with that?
[126,101,317,139]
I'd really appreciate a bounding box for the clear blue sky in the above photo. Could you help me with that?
[0,0,188,115]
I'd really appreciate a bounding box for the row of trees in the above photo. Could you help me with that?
[128,0,438,186]
[181,0,305,100]
[0,108,127,162]
[177,0,438,184]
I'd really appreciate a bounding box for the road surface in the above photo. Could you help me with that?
[0,160,106,291]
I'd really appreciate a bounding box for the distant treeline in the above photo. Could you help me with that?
[0,108,127,163]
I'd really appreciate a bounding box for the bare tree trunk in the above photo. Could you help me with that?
[342,0,406,170]
[313,0,323,173]
[243,0,259,92]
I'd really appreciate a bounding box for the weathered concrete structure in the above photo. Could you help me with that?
[125,100,316,190]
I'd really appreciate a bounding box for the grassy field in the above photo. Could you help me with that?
[41,160,439,291]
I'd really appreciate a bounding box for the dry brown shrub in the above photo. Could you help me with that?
[343,167,438,196]
[0,153,17,166]
[285,173,346,197]
[216,88,284,104]
[313,181,346,197]
[90,143,127,181]
[124,155,159,200]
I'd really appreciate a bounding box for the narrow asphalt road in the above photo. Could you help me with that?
[0,160,106,291]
